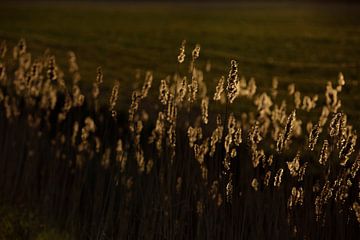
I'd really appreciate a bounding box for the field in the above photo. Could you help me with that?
[1,2,360,118]
[0,2,360,240]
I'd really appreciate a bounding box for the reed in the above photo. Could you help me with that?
[0,39,359,240]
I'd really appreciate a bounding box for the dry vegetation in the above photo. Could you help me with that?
[0,39,359,239]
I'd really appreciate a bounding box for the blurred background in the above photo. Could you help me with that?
[1,0,359,118]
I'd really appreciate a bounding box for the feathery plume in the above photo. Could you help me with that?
[109,80,120,117]
[226,60,238,104]
[177,40,186,64]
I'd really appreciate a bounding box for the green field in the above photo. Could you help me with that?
[1,2,359,120]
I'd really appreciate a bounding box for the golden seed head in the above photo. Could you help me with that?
[308,123,320,151]
[350,152,360,179]
[264,171,271,187]
[177,40,186,64]
[135,147,145,173]
[96,66,103,84]
[176,76,187,102]
[159,78,169,105]
[329,112,342,137]
[338,72,345,86]
[352,202,360,223]
[226,173,233,202]
[287,151,301,177]
[187,73,199,103]
[277,110,296,153]
[288,83,295,95]
[226,60,239,104]
[47,56,57,82]
[187,125,203,148]
[214,76,225,101]
[201,96,209,124]
[109,80,120,117]
[274,168,284,188]
[339,133,357,166]
[294,91,301,109]
[298,162,308,182]
[141,71,153,98]
[251,178,259,191]
[192,44,200,60]
[319,140,329,165]
[210,124,223,157]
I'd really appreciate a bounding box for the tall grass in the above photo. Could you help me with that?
[0,39,359,239]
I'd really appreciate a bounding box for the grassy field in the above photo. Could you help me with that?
[1,4,360,82]
[1,2,360,119]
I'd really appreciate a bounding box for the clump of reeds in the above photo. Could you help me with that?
[0,38,359,240]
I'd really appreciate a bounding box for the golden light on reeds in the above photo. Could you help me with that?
[0,38,359,239]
